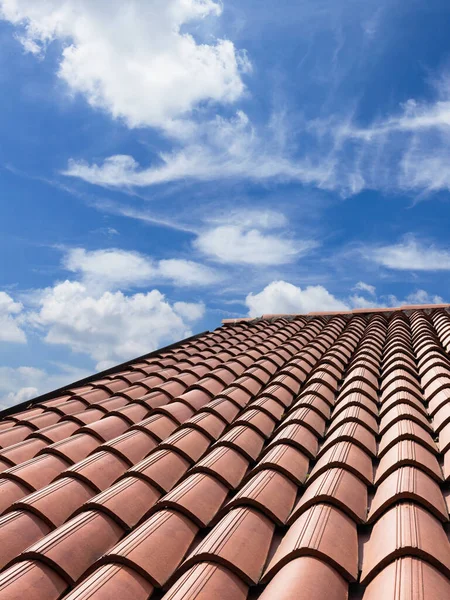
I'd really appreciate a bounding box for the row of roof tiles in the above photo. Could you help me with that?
[0,309,449,598]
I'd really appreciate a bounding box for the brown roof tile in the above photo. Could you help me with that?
[1,306,450,597]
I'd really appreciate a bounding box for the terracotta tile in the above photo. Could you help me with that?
[380,403,430,435]
[428,388,450,417]
[433,403,450,434]
[0,425,34,449]
[162,562,248,600]
[252,443,309,485]
[319,422,377,457]
[309,441,373,485]
[375,439,442,484]
[368,466,447,523]
[181,411,227,440]
[257,556,348,600]
[65,408,108,427]
[97,429,156,466]
[101,509,198,586]
[0,438,48,466]
[155,472,228,526]
[280,406,326,437]
[159,427,211,463]
[42,433,100,464]
[337,380,379,404]
[110,403,149,424]
[128,449,190,492]
[80,476,161,530]
[361,502,450,584]
[12,476,95,527]
[266,423,318,459]
[1,454,70,492]
[289,467,367,524]
[0,479,32,514]
[225,469,297,525]
[62,451,129,492]
[181,507,274,585]
[439,423,450,453]
[132,413,178,440]
[215,425,265,461]
[441,450,450,480]
[29,420,79,443]
[263,503,358,583]
[22,510,124,584]
[362,557,450,600]
[328,405,378,435]
[78,415,130,443]
[63,564,154,600]
[378,420,437,457]
[201,397,241,423]
[294,393,331,419]
[0,560,68,600]
[0,510,51,569]
[191,446,249,489]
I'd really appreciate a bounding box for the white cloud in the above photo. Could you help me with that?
[0,291,27,343]
[0,364,90,409]
[157,259,219,286]
[245,280,349,317]
[353,281,376,295]
[174,301,205,321]
[195,225,313,266]
[64,247,155,289]
[388,289,444,306]
[28,280,205,370]
[348,295,379,309]
[245,280,446,318]
[63,111,332,188]
[367,237,450,271]
[0,0,250,129]
[64,247,220,288]
[193,208,317,266]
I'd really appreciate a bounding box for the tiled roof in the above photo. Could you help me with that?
[0,306,450,598]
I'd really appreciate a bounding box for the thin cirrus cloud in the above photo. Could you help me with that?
[366,237,450,271]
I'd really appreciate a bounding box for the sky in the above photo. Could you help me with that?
[2,0,450,407]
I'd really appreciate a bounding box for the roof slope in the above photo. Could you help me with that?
[0,307,449,599]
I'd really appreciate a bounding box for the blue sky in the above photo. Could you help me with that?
[2,0,450,406]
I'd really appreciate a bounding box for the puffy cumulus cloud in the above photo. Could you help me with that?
[64,247,155,289]
[245,280,446,319]
[0,0,250,129]
[64,247,220,289]
[388,289,444,307]
[366,237,450,271]
[0,291,27,343]
[0,364,89,409]
[245,281,348,317]
[194,208,317,266]
[28,280,205,370]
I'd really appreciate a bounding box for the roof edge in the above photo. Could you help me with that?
[0,330,210,420]
[222,303,450,323]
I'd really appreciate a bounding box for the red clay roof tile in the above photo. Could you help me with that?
[2,306,450,597]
